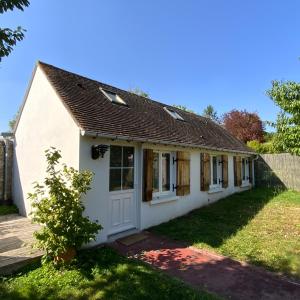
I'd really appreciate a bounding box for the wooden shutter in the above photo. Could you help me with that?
[143,149,153,201]
[200,153,210,191]
[234,156,242,186]
[248,157,253,184]
[222,155,228,188]
[176,151,190,196]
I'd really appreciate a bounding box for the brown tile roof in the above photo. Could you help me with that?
[38,61,254,154]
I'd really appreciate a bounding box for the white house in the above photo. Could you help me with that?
[13,61,255,244]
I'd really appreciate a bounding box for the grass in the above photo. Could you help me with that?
[0,247,219,300]
[152,188,300,279]
[0,204,18,216]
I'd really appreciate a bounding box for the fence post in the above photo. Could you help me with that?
[4,139,13,203]
[0,140,5,203]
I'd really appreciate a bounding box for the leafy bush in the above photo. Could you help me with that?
[28,148,102,262]
[247,140,276,154]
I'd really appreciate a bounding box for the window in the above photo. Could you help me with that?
[163,107,184,121]
[242,158,246,181]
[100,88,127,106]
[152,151,171,194]
[212,156,218,185]
[241,158,249,183]
[210,155,222,188]
[109,146,134,191]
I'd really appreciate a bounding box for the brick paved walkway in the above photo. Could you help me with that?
[0,214,42,275]
[111,232,300,300]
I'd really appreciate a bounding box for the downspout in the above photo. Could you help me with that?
[252,154,259,187]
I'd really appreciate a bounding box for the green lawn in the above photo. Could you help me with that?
[0,247,219,300]
[0,204,18,216]
[152,188,300,279]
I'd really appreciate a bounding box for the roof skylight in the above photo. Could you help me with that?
[100,88,127,106]
[163,107,184,121]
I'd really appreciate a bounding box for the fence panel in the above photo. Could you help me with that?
[255,153,300,191]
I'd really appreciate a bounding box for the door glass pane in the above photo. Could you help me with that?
[109,168,121,191]
[123,147,134,167]
[242,158,245,180]
[110,146,122,167]
[122,168,134,190]
[213,156,217,184]
[162,153,170,191]
[153,152,159,192]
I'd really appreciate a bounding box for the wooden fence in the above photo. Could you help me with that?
[0,137,13,204]
[255,153,300,191]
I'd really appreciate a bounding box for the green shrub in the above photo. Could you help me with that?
[28,148,102,263]
[247,140,276,153]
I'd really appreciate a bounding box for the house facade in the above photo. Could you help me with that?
[13,62,255,244]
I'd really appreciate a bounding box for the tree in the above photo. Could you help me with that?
[223,109,264,143]
[202,105,220,123]
[8,108,20,132]
[267,80,300,155]
[29,148,102,263]
[0,0,30,62]
[172,104,195,113]
[128,87,150,98]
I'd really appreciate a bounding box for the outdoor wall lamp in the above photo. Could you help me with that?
[91,144,109,159]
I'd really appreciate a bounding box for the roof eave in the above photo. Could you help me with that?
[81,130,255,155]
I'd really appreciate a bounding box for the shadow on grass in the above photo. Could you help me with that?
[138,245,300,300]
[152,188,281,248]
[0,247,215,300]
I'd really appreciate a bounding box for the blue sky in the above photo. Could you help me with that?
[1,0,300,132]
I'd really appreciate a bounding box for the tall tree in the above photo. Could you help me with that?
[0,0,30,62]
[173,104,195,113]
[223,109,264,143]
[128,87,150,98]
[8,109,20,132]
[202,105,220,123]
[267,80,300,155]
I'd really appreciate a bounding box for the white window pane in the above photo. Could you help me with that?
[123,147,134,167]
[162,153,170,191]
[242,158,246,180]
[110,146,122,167]
[213,156,217,184]
[110,168,121,191]
[122,168,134,190]
[153,152,159,192]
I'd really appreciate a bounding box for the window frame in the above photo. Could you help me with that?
[241,157,250,185]
[109,145,135,192]
[163,107,184,121]
[210,155,223,190]
[152,150,173,197]
[100,88,127,106]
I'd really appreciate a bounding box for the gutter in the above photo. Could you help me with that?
[80,130,255,156]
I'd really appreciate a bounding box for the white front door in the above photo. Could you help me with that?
[109,190,136,234]
[108,145,137,235]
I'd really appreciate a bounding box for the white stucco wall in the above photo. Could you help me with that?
[139,144,251,229]
[13,66,80,216]
[78,136,141,244]
[78,137,252,243]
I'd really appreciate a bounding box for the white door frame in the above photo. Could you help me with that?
[107,144,139,235]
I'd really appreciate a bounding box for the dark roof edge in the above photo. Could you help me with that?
[81,130,255,155]
[14,62,39,134]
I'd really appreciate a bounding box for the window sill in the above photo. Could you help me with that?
[241,182,251,188]
[150,196,179,205]
[208,187,223,194]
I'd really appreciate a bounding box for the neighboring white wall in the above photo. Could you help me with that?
[13,66,80,216]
